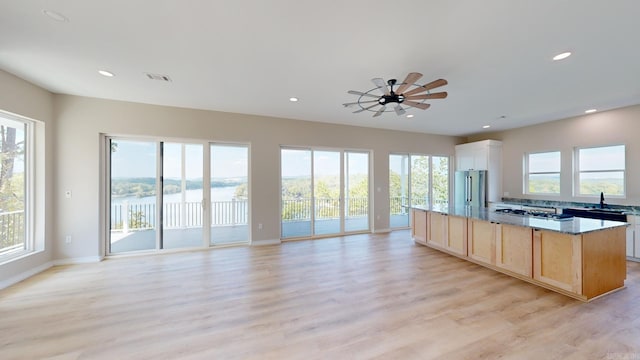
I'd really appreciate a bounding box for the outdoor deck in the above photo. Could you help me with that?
[110,214,411,253]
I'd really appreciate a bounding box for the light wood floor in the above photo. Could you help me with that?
[1,230,639,359]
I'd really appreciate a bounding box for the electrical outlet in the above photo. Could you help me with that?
[258,223,263,230]
[65,235,72,244]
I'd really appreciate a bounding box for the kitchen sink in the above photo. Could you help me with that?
[586,207,626,213]
[562,207,627,222]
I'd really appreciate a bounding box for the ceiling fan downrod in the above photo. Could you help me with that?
[378,79,405,105]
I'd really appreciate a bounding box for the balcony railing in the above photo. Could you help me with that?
[0,210,25,254]
[281,197,369,221]
[389,196,449,214]
[111,199,249,232]
[110,196,449,232]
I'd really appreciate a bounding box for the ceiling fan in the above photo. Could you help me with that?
[343,72,448,117]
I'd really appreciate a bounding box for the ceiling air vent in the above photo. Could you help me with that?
[145,73,172,82]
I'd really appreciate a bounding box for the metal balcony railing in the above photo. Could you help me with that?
[0,210,25,254]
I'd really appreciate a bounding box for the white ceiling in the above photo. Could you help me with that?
[1,1,639,136]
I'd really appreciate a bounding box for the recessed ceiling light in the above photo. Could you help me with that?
[585,109,597,114]
[553,52,572,61]
[289,97,299,102]
[406,114,414,118]
[42,9,69,22]
[483,125,491,129]
[98,70,115,77]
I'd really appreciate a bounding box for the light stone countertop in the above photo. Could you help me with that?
[412,205,628,235]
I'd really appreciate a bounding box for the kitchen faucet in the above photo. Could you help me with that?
[600,192,605,208]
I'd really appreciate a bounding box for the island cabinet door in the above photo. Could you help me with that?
[411,209,428,245]
[495,224,533,277]
[446,215,468,256]
[467,219,496,265]
[427,212,447,249]
[533,229,582,294]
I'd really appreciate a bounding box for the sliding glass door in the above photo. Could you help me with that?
[389,153,450,229]
[313,151,341,236]
[109,140,158,253]
[210,144,249,245]
[281,147,370,239]
[389,154,409,228]
[162,143,204,250]
[344,151,369,232]
[108,138,250,254]
[281,149,312,238]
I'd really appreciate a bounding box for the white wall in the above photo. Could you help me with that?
[0,70,54,286]
[469,104,640,206]
[53,95,463,261]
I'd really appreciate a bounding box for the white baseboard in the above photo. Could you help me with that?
[251,238,281,246]
[0,261,54,290]
[373,228,392,234]
[53,256,103,266]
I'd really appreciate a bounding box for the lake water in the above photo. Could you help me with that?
[112,186,239,204]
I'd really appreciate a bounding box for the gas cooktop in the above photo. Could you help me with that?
[495,208,574,221]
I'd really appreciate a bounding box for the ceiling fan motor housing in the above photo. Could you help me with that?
[378,94,405,105]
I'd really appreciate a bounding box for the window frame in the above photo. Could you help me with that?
[0,111,35,263]
[524,150,561,195]
[574,144,626,198]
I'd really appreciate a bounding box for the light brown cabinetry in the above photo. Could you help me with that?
[411,209,627,301]
[468,218,495,265]
[427,211,447,249]
[411,209,428,245]
[581,227,626,299]
[532,227,626,298]
[446,215,468,256]
[533,229,582,293]
[495,224,533,277]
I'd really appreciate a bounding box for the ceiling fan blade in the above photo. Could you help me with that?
[403,101,431,110]
[373,106,386,117]
[405,92,448,100]
[343,100,378,107]
[347,90,380,99]
[353,103,380,113]
[372,78,390,95]
[394,104,406,116]
[403,79,448,96]
[395,72,423,95]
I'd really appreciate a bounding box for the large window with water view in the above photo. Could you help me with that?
[108,138,249,253]
[0,114,29,258]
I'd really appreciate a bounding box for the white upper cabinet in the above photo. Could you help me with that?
[455,140,500,171]
[455,140,503,203]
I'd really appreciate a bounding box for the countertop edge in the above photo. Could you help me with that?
[410,205,628,235]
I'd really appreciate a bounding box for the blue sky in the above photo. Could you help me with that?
[111,141,248,179]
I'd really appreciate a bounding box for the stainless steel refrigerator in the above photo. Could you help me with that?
[454,170,487,207]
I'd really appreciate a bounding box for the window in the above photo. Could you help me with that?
[0,112,32,260]
[525,151,561,194]
[576,145,625,196]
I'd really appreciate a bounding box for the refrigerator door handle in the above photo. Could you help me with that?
[468,176,473,202]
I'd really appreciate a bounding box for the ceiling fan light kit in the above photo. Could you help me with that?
[344,72,448,117]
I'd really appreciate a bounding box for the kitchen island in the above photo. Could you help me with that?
[411,205,628,301]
